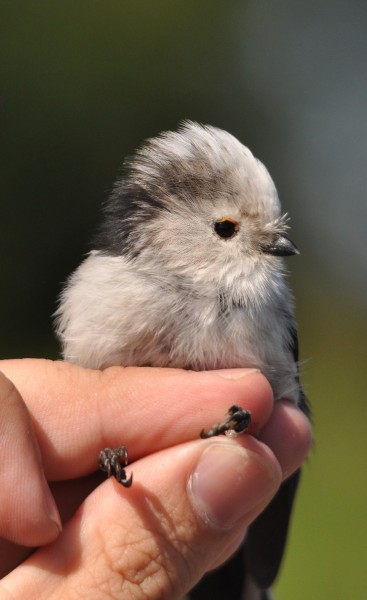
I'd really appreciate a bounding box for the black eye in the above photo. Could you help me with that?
[214,218,239,239]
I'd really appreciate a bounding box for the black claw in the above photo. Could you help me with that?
[99,445,133,488]
[200,405,252,439]
[118,472,133,488]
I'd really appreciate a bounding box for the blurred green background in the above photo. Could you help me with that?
[1,1,366,597]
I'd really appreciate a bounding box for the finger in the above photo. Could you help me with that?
[0,360,274,480]
[0,473,103,579]
[48,396,309,535]
[2,436,281,599]
[0,372,61,546]
[258,400,312,478]
[0,399,308,579]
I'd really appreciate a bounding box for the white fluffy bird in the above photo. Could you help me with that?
[56,122,309,600]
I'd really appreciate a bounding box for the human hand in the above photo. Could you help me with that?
[0,360,311,598]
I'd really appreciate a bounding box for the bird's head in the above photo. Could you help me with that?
[95,122,298,288]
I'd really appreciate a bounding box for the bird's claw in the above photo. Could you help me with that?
[99,445,133,487]
[200,404,252,438]
[98,406,251,486]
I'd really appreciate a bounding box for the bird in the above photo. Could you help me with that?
[55,121,309,600]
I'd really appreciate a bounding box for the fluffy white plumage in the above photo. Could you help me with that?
[56,122,299,403]
[55,122,306,600]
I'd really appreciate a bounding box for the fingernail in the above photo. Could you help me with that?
[188,441,279,529]
[41,475,62,533]
[208,368,261,380]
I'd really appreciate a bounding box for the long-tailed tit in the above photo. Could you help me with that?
[56,122,309,600]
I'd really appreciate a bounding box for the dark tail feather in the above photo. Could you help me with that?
[244,469,301,588]
[189,543,246,599]
[188,469,301,599]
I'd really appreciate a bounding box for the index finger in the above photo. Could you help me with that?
[0,359,273,480]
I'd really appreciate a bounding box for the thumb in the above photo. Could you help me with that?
[0,371,61,546]
[2,435,281,599]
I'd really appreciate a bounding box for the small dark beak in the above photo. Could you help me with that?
[261,234,299,257]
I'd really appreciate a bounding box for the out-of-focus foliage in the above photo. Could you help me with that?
[1,1,366,598]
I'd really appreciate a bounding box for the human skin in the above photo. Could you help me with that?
[0,360,312,599]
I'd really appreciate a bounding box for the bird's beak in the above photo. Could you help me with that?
[261,234,299,257]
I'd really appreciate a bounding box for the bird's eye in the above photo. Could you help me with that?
[214,218,239,239]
